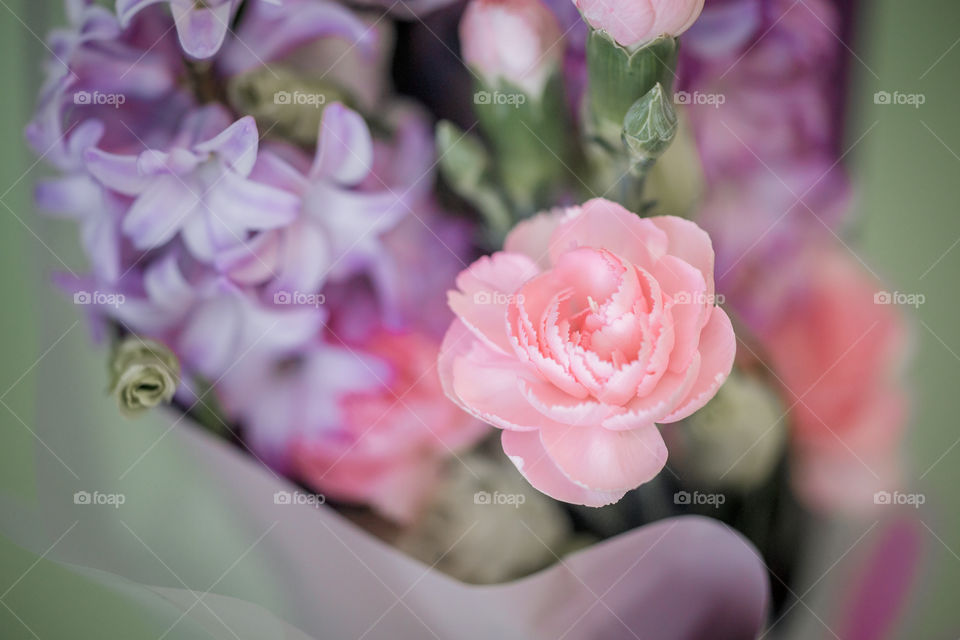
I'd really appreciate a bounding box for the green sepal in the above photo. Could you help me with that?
[586,31,678,138]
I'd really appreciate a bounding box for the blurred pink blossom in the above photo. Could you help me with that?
[757,246,909,513]
[460,0,564,95]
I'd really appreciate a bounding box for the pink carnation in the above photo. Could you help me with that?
[758,247,909,513]
[439,198,735,506]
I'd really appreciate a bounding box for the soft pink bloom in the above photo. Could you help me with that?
[439,198,736,506]
[291,331,490,523]
[574,0,704,48]
[758,246,909,513]
[460,0,564,96]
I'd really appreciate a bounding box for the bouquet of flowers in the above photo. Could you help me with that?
[27,0,919,636]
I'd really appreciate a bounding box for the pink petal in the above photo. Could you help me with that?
[440,320,562,432]
[518,377,619,426]
[501,429,625,507]
[602,352,702,430]
[650,215,717,305]
[503,208,569,268]
[539,421,668,492]
[448,252,540,354]
[549,198,668,268]
[654,254,708,372]
[662,307,736,423]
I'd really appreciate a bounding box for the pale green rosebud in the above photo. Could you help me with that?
[623,83,678,162]
[395,452,572,584]
[227,66,347,146]
[680,369,786,491]
[109,338,180,418]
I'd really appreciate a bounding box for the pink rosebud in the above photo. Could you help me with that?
[574,0,704,48]
[758,246,909,513]
[439,198,736,506]
[460,0,564,96]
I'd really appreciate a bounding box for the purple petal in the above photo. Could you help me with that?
[122,176,198,249]
[194,116,259,176]
[218,0,377,75]
[171,1,234,59]
[85,148,151,195]
[116,0,166,26]
[143,251,197,316]
[80,214,120,283]
[180,294,242,377]
[206,171,300,230]
[269,220,331,294]
[35,174,102,219]
[311,103,372,185]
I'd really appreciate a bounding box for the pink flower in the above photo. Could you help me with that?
[574,0,704,49]
[460,0,564,96]
[757,246,909,513]
[291,331,490,524]
[439,198,736,506]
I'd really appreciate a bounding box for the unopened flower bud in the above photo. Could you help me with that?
[460,0,564,97]
[575,0,704,49]
[679,369,786,491]
[109,338,180,418]
[623,83,678,161]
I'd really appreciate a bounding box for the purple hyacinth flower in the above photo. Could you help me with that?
[84,105,300,263]
[113,251,323,379]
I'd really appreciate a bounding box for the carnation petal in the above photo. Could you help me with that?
[449,252,539,354]
[538,421,669,492]
[549,198,668,268]
[650,215,717,304]
[662,307,736,423]
[501,429,626,507]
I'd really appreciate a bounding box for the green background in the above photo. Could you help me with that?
[1,0,958,637]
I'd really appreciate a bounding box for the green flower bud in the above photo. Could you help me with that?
[680,369,786,491]
[109,338,180,418]
[226,65,348,146]
[586,31,677,139]
[622,83,679,162]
